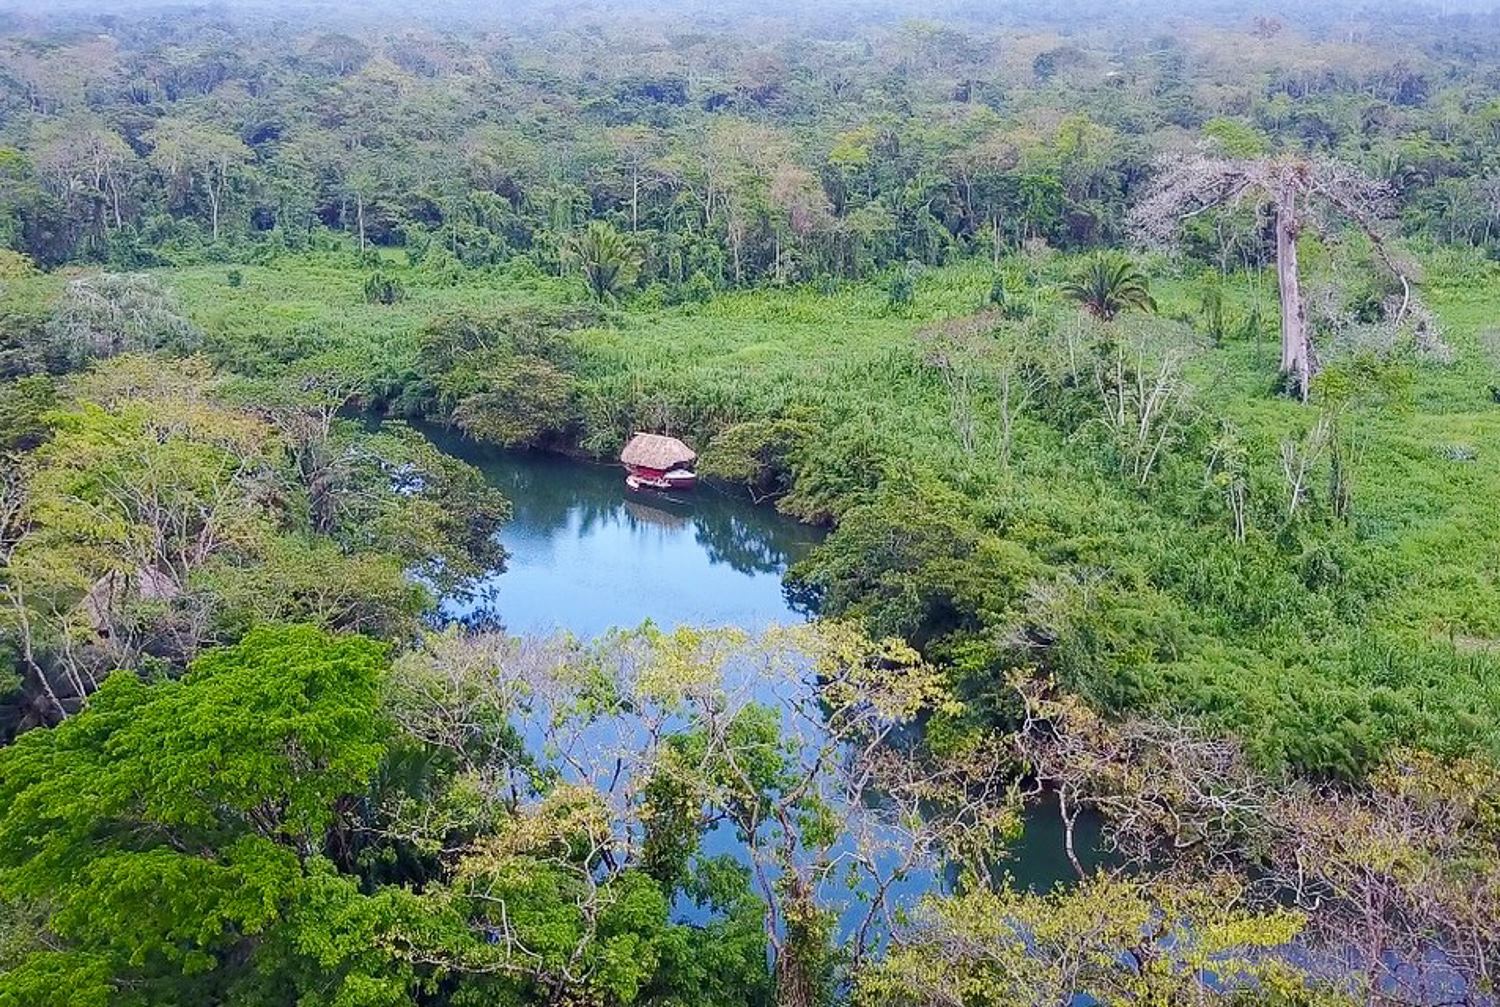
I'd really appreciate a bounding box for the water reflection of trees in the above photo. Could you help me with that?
[694,511,792,575]
[439,430,820,579]
[692,490,821,577]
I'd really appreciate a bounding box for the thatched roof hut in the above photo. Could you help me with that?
[620,432,696,473]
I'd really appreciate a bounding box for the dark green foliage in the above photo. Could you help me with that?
[0,374,54,451]
[1061,253,1157,321]
[988,273,1030,320]
[363,272,405,305]
[394,303,597,423]
[453,354,575,447]
[789,487,1038,645]
[700,416,814,501]
[885,267,915,313]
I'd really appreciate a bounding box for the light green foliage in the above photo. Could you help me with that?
[570,221,641,302]
[0,356,505,719]
[0,250,34,279]
[0,373,54,451]
[861,874,1325,1007]
[1202,117,1273,158]
[0,625,403,1003]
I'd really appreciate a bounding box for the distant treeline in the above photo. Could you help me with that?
[1,0,1499,286]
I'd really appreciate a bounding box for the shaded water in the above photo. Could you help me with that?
[427,428,822,635]
[427,430,1097,896]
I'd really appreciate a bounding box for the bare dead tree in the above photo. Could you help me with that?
[1279,413,1333,519]
[1010,672,1500,1007]
[919,310,1045,468]
[1204,423,1250,543]
[1266,755,1500,1007]
[919,311,996,455]
[1010,673,1275,880]
[1131,154,1410,401]
[1082,319,1199,487]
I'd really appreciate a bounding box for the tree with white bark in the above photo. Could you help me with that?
[33,115,134,236]
[147,119,252,243]
[1131,155,1412,401]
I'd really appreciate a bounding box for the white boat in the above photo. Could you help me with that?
[626,469,698,492]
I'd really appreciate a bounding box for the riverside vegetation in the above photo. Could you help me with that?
[0,1,1499,1005]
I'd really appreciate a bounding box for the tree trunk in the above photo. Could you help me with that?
[1274,188,1311,401]
[356,192,366,252]
[631,165,640,233]
[1059,789,1085,880]
[774,879,821,1007]
[775,952,815,1007]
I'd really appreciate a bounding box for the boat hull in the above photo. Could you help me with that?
[626,470,698,492]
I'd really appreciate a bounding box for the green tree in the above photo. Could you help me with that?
[1061,252,1157,321]
[146,119,252,243]
[569,220,641,301]
[451,355,575,448]
[363,271,405,305]
[0,625,417,1005]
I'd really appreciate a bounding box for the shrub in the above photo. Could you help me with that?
[43,273,202,371]
[363,272,405,305]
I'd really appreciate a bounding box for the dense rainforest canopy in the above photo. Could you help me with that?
[0,0,1499,1004]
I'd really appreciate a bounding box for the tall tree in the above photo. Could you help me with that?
[568,220,641,301]
[147,120,253,243]
[33,116,134,237]
[1131,155,1410,400]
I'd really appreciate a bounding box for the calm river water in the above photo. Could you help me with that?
[422,430,1455,991]
[426,429,1102,896]
[428,429,821,635]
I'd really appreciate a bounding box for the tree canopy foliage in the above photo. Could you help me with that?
[1,1,1500,1005]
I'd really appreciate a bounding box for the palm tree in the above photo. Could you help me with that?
[568,220,641,301]
[1061,252,1157,321]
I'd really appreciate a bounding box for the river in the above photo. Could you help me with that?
[426,430,1104,897]
[428,428,822,636]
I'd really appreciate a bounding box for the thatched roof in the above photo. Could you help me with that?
[621,432,696,470]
